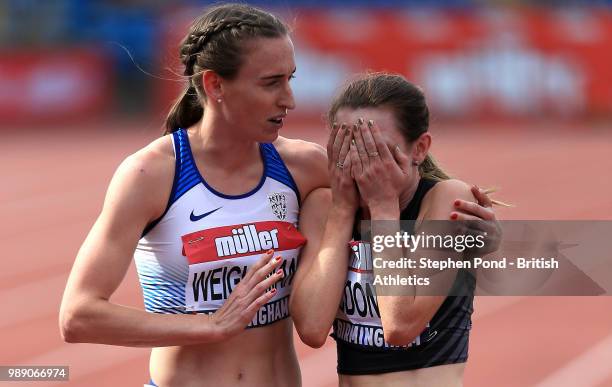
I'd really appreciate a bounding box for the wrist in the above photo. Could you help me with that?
[202,313,226,343]
[369,202,400,219]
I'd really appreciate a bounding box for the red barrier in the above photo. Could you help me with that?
[0,48,112,124]
[157,8,612,121]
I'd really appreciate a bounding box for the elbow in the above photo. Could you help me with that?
[297,328,328,349]
[290,299,329,348]
[59,304,88,343]
[382,321,423,347]
[293,320,329,348]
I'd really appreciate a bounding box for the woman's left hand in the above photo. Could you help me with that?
[349,118,411,215]
[451,186,502,254]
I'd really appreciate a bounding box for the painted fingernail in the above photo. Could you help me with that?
[367,119,374,128]
[454,200,461,207]
[450,213,458,220]
[332,122,338,130]
[352,124,358,132]
[267,249,274,255]
[275,256,282,262]
[276,269,284,276]
[270,288,277,294]
[340,123,346,131]
[357,117,364,125]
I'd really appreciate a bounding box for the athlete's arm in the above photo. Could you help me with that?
[373,180,475,345]
[59,143,282,347]
[289,125,358,348]
[290,188,356,348]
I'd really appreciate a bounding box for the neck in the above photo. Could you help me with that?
[398,175,421,212]
[191,109,261,169]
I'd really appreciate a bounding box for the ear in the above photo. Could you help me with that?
[412,132,431,163]
[201,70,223,101]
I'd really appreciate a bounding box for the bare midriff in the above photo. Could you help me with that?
[149,319,299,387]
[339,363,466,387]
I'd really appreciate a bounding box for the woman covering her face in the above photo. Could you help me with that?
[291,73,499,387]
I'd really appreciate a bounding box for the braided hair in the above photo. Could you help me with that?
[165,4,288,134]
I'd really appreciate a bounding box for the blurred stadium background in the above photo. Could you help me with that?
[1,1,611,386]
[2,0,612,125]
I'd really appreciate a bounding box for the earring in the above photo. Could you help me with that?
[217,98,222,103]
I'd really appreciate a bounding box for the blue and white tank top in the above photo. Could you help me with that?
[134,128,305,328]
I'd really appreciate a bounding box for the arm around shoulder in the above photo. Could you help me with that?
[420,179,476,220]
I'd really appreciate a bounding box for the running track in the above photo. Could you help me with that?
[1,120,611,386]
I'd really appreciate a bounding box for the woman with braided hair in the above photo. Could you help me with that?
[60,4,325,386]
[59,3,498,386]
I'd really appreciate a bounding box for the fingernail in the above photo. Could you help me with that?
[352,124,358,132]
[340,123,346,130]
[276,269,284,276]
[450,213,458,220]
[270,288,277,294]
[332,122,338,130]
[275,256,282,262]
[474,185,480,191]
[395,145,401,153]
[454,200,460,207]
[367,120,374,128]
[357,117,364,125]
[267,249,274,255]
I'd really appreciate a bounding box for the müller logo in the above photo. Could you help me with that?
[215,224,279,257]
[181,221,306,264]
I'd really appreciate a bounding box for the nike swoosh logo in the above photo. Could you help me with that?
[190,207,222,222]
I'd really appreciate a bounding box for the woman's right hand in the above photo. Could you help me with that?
[327,123,359,213]
[209,250,284,340]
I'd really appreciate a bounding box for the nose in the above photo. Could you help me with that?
[279,82,296,111]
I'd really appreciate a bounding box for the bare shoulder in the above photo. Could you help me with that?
[421,179,475,219]
[273,136,330,201]
[427,179,474,201]
[273,136,327,167]
[103,134,175,222]
[116,135,174,188]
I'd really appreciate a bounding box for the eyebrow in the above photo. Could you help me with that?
[260,67,297,80]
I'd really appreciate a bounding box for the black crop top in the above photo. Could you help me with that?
[331,178,475,375]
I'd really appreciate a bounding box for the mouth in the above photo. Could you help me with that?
[267,114,286,128]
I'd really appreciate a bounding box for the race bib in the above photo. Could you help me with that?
[181,221,305,327]
[335,241,430,349]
